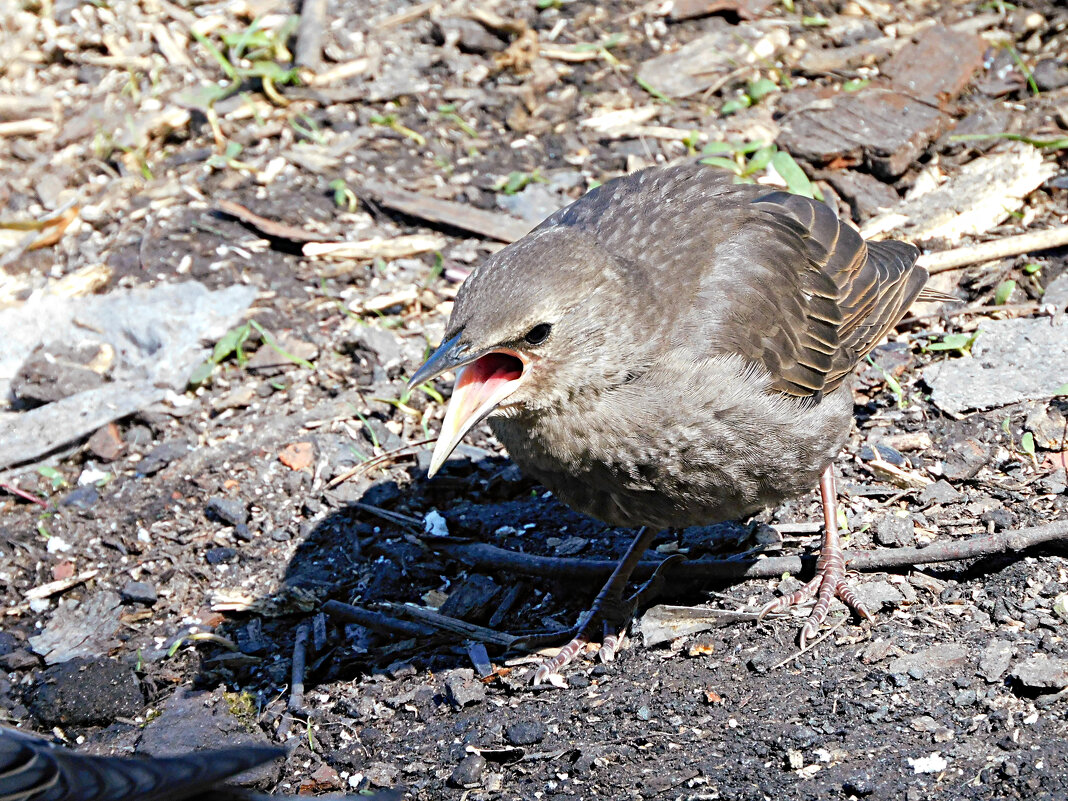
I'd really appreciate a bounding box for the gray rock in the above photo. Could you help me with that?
[29,591,123,665]
[978,639,1014,683]
[139,687,277,787]
[1043,273,1068,310]
[443,668,486,708]
[435,17,504,54]
[343,324,404,377]
[365,762,400,787]
[919,479,963,505]
[0,282,257,468]
[449,754,486,788]
[1038,468,1067,495]
[924,317,1068,415]
[120,580,157,606]
[854,580,906,611]
[505,719,546,746]
[206,495,248,526]
[28,656,142,726]
[889,644,970,676]
[636,19,788,99]
[497,184,568,224]
[874,510,915,547]
[1011,655,1068,691]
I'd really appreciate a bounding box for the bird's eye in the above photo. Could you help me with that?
[523,323,552,345]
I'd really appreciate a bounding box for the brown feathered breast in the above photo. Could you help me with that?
[486,163,926,529]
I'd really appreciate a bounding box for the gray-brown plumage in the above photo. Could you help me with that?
[410,161,940,682]
[0,726,280,801]
[0,727,397,801]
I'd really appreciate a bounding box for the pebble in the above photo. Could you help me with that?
[1011,655,1068,691]
[505,719,546,746]
[443,669,486,708]
[843,776,875,797]
[364,762,399,787]
[874,510,915,547]
[205,495,248,526]
[919,479,963,505]
[205,547,237,565]
[120,580,157,605]
[449,754,486,788]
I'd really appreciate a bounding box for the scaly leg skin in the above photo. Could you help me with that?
[758,465,873,648]
[532,527,681,687]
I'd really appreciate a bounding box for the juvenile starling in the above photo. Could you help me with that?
[410,162,945,684]
[0,726,281,800]
[0,727,399,800]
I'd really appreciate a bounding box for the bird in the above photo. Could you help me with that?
[0,727,397,801]
[409,161,950,685]
[0,726,282,801]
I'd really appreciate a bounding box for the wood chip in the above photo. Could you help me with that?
[25,570,100,600]
[0,119,53,137]
[778,89,948,180]
[304,233,447,261]
[216,199,331,243]
[883,26,985,106]
[361,178,531,243]
[861,143,1056,243]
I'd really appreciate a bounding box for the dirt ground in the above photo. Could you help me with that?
[2,0,1068,798]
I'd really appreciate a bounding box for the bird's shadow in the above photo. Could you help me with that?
[191,451,747,699]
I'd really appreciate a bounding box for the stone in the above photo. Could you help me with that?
[636,20,788,99]
[86,422,124,461]
[667,0,773,22]
[854,580,905,612]
[874,510,915,548]
[139,687,277,786]
[1011,655,1068,691]
[28,656,142,726]
[205,495,248,526]
[443,669,486,708]
[924,318,1068,415]
[889,644,969,676]
[919,479,963,505]
[206,547,237,565]
[978,640,1014,683]
[120,580,157,606]
[449,754,486,788]
[28,591,123,665]
[504,719,546,746]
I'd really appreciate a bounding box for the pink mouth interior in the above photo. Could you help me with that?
[457,352,524,398]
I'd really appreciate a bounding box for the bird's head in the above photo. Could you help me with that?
[408,226,643,476]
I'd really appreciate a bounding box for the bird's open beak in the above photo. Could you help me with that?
[408,333,528,477]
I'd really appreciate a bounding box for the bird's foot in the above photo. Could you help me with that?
[531,622,624,688]
[757,549,872,648]
[531,552,683,687]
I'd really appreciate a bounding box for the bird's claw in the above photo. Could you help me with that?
[531,554,682,686]
[758,555,871,648]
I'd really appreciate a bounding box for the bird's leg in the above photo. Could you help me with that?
[532,526,660,685]
[758,465,872,647]
[596,551,684,663]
